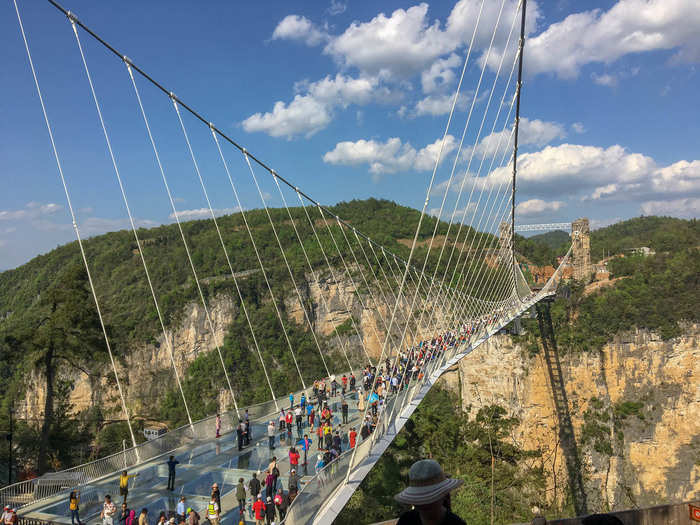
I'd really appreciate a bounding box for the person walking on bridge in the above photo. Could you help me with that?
[166,456,179,491]
[237,420,244,451]
[235,478,246,517]
[341,398,349,424]
[205,495,220,525]
[267,420,276,451]
[68,491,82,525]
[101,495,117,525]
[252,495,265,525]
[119,470,139,504]
[248,474,261,505]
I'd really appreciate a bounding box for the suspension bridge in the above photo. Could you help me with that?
[3,0,582,523]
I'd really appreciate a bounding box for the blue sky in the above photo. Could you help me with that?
[1,0,699,270]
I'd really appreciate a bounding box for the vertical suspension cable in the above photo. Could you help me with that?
[12,1,139,451]
[317,207,394,366]
[67,32,197,430]
[512,0,528,287]
[171,99,253,409]
[126,69,246,418]
[295,193,374,367]
[269,175,354,374]
[415,5,521,339]
[241,153,325,385]
[392,0,510,384]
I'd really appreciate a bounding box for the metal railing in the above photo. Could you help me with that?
[280,268,567,524]
[1,378,338,511]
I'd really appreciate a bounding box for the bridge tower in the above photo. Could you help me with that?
[571,218,592,281]
[498,220,512,262]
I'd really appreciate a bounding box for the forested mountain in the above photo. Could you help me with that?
[590,216,699,260]
[0,199,508,476]
[530,229,570,249]
[1,203,697,513]
[337,214,699,524]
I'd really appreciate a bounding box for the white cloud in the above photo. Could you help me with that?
[271,15,329,46]
[303,74,382,105]
[414,92,470,117]
[242,74,390,138]
[327,0,346,16]
[421,53,461,93]
[324,0,534,79]
[477,144,700,206]
[526,0,700,78]
[0,202,63,221]
[461,117,566,160]
[591,72,617,87]
[323,135,456,174]
[571,122,586,134]
[590,183,618,200]
[169,207,242,220]
[259,0,536,136]
[640,197,700,218]
[242,94,332,138]
[516,198,565,216]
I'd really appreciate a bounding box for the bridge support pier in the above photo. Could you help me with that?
[536,299,588,516]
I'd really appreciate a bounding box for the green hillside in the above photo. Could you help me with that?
[591,216,700,260]
[530,229,570,250]
[515,216,700,353]
[338,215,700,525]
[0,199,510,475]
[1,207,696,480]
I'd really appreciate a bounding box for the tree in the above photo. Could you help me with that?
[27,264,111,473]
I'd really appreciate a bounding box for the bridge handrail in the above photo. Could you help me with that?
[282,275,568,523]
[1,375,349,511]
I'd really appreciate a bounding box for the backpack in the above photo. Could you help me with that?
[272,466,280,477]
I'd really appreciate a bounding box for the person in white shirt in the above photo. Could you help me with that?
[101,495,117,525]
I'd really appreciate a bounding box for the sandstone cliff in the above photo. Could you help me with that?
[20,269,432,421]
[440,324,700,512]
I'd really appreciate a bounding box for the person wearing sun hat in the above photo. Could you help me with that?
[395,459,465,525]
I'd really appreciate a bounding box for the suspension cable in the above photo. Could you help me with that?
[12,0,139,451]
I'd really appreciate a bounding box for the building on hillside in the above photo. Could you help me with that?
[630,246,655,256]
[593,263,610,281]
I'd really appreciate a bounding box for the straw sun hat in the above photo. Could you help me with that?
[394,459,463,506]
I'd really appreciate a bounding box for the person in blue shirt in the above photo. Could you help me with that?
[300,393,306,410]
[289,392,294,409]
[176,497,185,522]
[166,456,179,491]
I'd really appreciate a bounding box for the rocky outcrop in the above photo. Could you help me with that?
[21,269,431,420]
[440,324,700,512]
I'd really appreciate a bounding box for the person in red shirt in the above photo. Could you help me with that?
[252,495,265,525]
[289,447,300,468]
[349,427,357,449]
[316,424,324,450]
[285,411,293,435]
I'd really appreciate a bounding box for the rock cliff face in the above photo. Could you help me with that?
[21,270,429,420]
[440,324,700,512]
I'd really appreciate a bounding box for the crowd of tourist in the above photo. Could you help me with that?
[62,310,524,525]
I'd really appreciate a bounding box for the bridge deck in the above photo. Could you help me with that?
[20,395,363,525]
